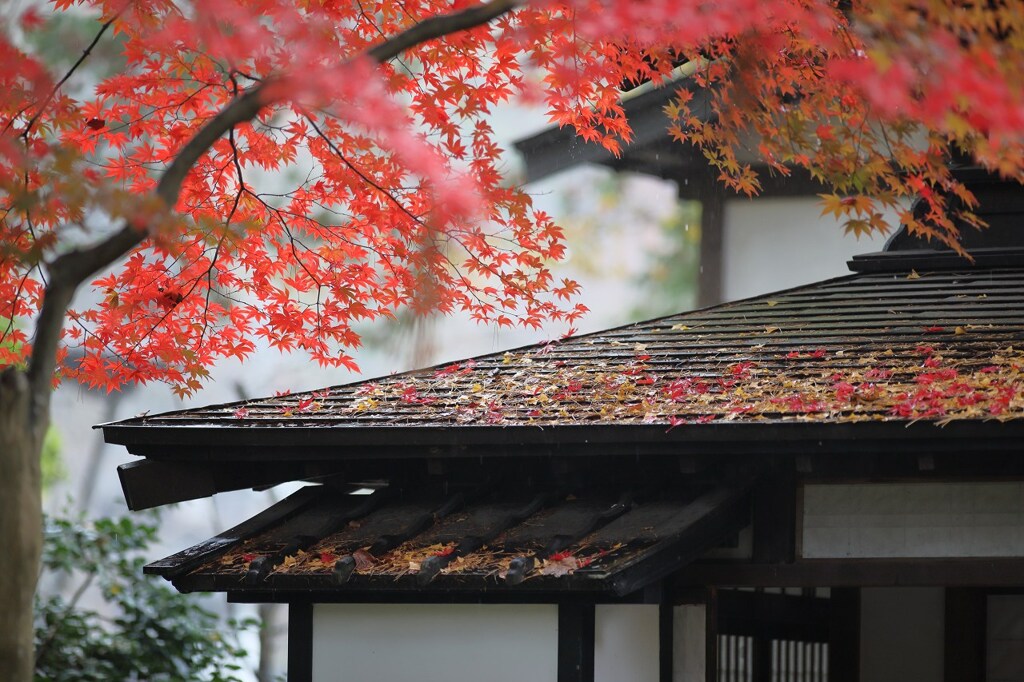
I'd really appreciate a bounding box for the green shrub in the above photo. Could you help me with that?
[35,513,255,681]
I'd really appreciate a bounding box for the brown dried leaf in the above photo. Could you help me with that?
[353,548,376,571]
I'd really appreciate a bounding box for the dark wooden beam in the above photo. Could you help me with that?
[717,590,829,643]
[117,458,346,510]
[705,588,719,682]
[558,602,596,682]
[752,464,796,565]
[944,588,986,682]
[674,558,1024,588]
[660,599,674,682]
[287,601,314,682]
[610,478,755,596]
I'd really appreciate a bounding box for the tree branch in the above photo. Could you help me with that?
[367,0,523,62]
[24,0,526,413]
[11,11,122,139]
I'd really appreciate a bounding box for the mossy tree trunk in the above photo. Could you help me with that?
[0,369,45,681]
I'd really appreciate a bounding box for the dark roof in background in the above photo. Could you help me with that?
[851,170,1024,273]
[512,74,827,200]
[513,80,701,184]
[103,266,1024,454]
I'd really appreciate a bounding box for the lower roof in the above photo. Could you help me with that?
[148,474,754,599]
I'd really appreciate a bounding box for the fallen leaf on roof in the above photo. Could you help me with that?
[353,548,376,571]
[540,554,578,577]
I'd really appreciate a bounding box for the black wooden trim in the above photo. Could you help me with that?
[228,589,648,605]
[287,601,313,682]
[828,588,859,682]
[660,599,674,682]
[673,558,1024,588]
[849,247,1024,273]
[752,634,771,682]
[944,588,986,682]
[558,602,595,682]
[104,419,1024,462]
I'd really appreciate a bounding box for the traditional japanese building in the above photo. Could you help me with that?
[102,170,1024,682]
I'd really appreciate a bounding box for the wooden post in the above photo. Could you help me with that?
[828,588,860,682]
[706,588,719,682]
[660,600,675,682]
[558,602,595,682]
[944,588,986,682]
[288,601,314,682]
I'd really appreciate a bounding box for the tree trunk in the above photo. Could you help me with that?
[0,368,44,681]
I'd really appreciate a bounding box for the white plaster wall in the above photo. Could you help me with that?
[860,587,944,682]
[802,482,1024,558]
[722,197,894,302]
[594,604,659,682]
[311,603,558,682]
[673,605,706,682]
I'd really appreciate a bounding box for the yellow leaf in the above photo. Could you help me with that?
[954,326,966,335]
[671,324,690,331]
[354,397,378,411]
[765,300,779,307]
[907,270,921,280]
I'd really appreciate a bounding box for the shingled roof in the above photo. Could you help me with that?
[103,265,1024,456]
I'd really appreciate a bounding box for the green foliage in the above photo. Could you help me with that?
[629,200,701,320]
[558,171,701,320]
[24,13,128,87]
[40,429,64,490]
[34,513,254,682]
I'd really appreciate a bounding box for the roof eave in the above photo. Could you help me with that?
[103,419,1024,462]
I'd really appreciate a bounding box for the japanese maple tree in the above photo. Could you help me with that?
[2,0,1023,677]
